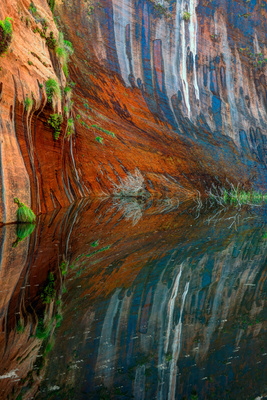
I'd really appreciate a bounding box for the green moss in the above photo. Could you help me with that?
[0,17,13,55]
[92,124,116,137]
[48,113,63,140]
[14,198,36,223]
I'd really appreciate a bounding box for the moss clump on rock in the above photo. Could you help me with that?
[14,198,36,223]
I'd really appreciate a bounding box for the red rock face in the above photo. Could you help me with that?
[1,0,267,223]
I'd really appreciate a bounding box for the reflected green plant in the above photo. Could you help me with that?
[12,223,35,247]
[41,272,56,304]
[209,186,267,207]
[16,320,25,334]
[35,318,53,340]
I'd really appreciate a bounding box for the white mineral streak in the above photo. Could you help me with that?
[94,289,122,388]
[181,19,191,117]
[112,0,200,119]
[113,0,134,85]
[168,281,190,400]
[189,0,200,100]
[164,265,183,353]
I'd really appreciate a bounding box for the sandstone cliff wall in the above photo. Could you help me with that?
[1,0,267,223]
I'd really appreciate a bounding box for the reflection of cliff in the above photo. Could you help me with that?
[0,200,90,399]
[2,0,267,222]
[32,200,267,400]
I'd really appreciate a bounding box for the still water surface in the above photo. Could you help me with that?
[1,198,267,400]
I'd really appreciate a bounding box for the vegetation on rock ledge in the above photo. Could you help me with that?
[24,95,33,111]
[56,32,74,77]
[182,11,191,21]
[48,113,63,140]
[0,17,13,55]
[46,78,61,108]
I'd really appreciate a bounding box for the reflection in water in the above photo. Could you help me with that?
[0,199,267,399]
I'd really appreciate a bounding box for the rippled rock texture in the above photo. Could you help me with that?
[1,0,267,223]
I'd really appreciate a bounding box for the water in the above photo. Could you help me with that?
[1,198,267,400]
